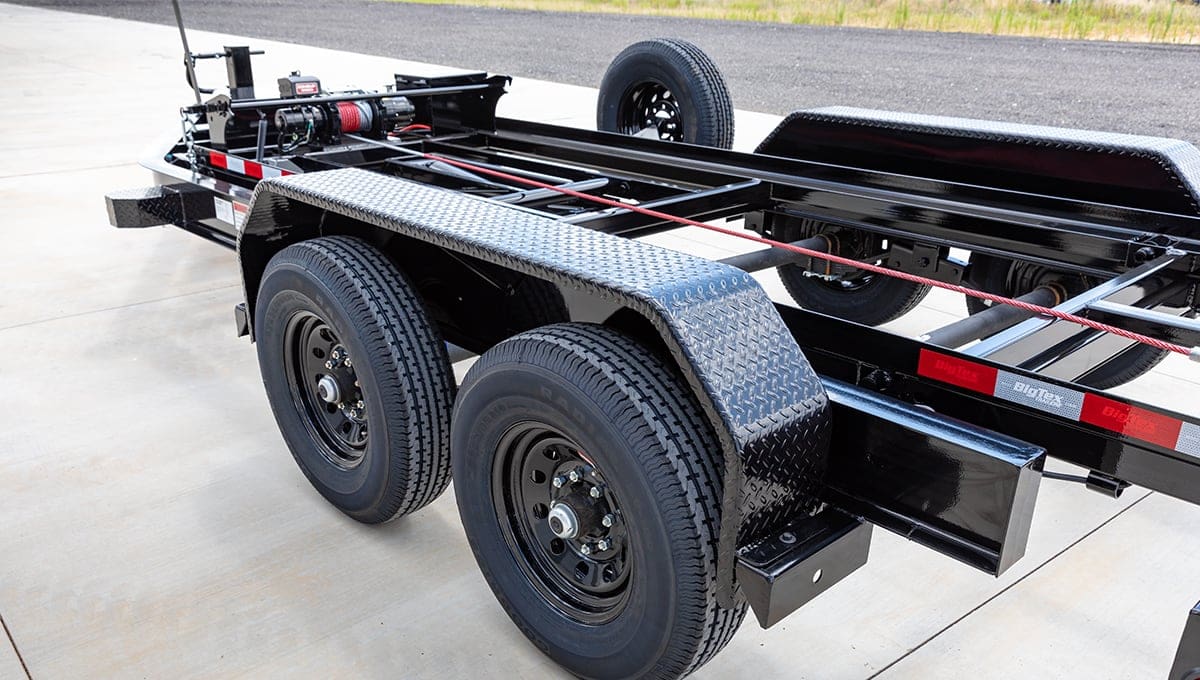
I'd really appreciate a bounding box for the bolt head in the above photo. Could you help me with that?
[325,360,336,370]
[579,544,592,555]
[597,538,611,551]
[568,469,581,482]
[601,514,614,528]
[331,349,340,359]
[552,476,565,489]
[589,486,602,498]
[356,400,364,409]
[348,409,359,418]
[344,358,353,367]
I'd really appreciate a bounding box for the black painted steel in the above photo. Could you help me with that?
[777,305,1200,508]
[283,314,368,466]
[735,509,871,629]
[106,184,215,229]
[239,168,831,607]
[756,107,1200,217]
[492,424,630,624]
[1173,603,1200,680]
[923,286,1060,349]
[822,377,1045,575]
[108,50,1200,649]
[717,235,830,273]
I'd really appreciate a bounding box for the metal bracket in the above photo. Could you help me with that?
[1172,602,1200,680]
[736,509,871,628]
[888,242,964,284]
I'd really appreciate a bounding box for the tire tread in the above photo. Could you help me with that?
[461,323,745,679]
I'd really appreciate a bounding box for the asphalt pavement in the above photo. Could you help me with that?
[14,0,1200,142]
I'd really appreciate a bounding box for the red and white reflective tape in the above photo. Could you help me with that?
[918,349,1200,457]
[207,150,293,179]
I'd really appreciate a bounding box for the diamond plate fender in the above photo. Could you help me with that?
[758,106,1200,219]
[237,168,830,606]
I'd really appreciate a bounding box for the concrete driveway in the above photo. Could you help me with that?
[1,4,1198,678]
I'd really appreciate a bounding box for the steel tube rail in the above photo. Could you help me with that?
[922,286,1061,349]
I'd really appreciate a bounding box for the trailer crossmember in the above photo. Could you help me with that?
[417,149,1199,359]
[104,26,1200,677]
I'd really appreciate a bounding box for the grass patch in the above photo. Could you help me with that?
[390,0,1200,43]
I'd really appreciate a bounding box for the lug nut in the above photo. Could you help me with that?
[331,349,340,360]
[579,544,592,556]
[601,514,614,528]
[589,486,602,499]
[356,400,364,409]
[552,476,566,489]
[597,538,612,551]
[348,409,359,418]
[344,358,353,367]
[568,468,582,483]
[325,360,336,370]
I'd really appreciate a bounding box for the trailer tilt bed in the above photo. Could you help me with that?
[107,13,1200,679]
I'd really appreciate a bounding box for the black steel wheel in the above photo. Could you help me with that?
[452,323,745,679]
[494,425,632,624]
[964,253,1169,389]
[255,236,455,523]
[597,38,734,149]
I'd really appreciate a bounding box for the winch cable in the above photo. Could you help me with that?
[421,151,1196,360]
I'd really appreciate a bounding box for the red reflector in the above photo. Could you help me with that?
[244,161,264,179]
[1081,394,1183,449]
[917,350,999,395]
[209,151,227,169]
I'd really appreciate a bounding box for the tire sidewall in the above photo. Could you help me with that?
[453,360,682,678]
[256,261,395,515]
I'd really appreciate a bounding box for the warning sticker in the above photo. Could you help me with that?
[233,201,248,229]
[214,197,234,225]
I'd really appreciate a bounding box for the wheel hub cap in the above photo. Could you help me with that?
[548,502,579,539]
[316,375,341,404]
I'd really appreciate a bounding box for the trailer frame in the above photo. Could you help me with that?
[106,38,1200,678]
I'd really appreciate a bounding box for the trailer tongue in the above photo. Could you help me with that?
[107,14,1200,679]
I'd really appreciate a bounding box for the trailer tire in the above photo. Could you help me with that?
[254,236,454,523]
[452,323,745,680]
[964,254,1168,389]
[597,38,734,149]
[777,264,931,326]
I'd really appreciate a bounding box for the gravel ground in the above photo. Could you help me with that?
[14,0,1200,142]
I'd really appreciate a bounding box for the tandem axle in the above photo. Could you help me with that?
[108,10,1200,677]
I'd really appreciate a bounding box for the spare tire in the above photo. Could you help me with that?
[597,38,734,149]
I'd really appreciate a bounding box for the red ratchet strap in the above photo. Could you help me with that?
[423,152,1198,360]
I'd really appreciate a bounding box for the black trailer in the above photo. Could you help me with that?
[107,18,1200,680]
